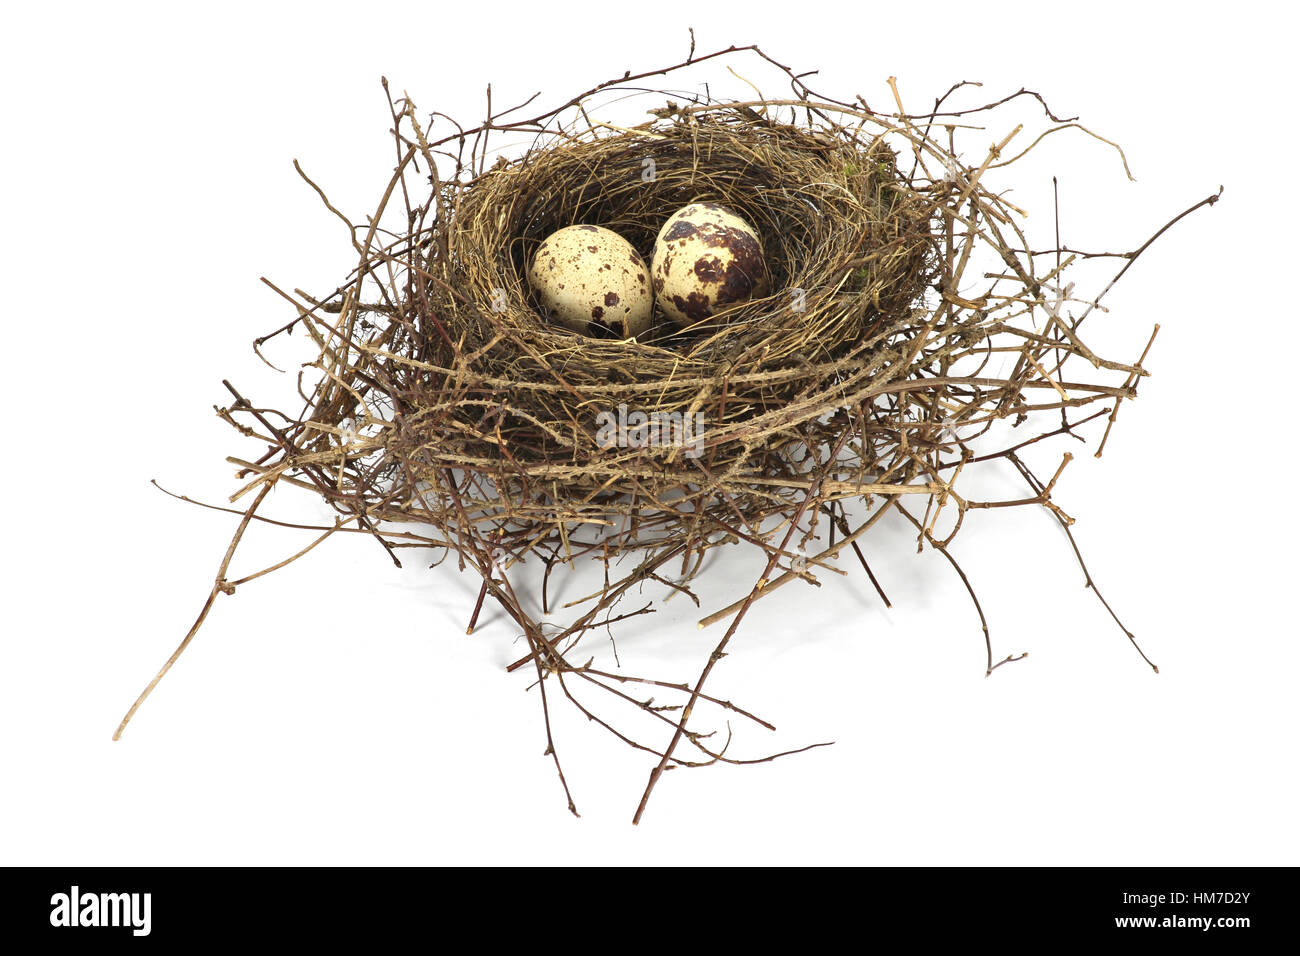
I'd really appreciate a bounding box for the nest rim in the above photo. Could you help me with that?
[443,113,937,382]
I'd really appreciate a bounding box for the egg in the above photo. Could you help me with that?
[651,202,769,326]
[527,225,654,338]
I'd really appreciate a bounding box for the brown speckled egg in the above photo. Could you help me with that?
[651,202,769,326]
[527,225,654,338]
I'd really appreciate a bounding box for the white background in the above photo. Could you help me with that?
[3,1,1295,865]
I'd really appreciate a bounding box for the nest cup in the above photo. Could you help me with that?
[407,113,934,520]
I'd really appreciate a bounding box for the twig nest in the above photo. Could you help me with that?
[440,114,934,494]
[178,50,1193,821]
[652,202,770,326]
[527,225,654,338]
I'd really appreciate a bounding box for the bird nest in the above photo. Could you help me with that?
[118,43,1219,822]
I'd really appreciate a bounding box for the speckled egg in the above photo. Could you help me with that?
[651,202,769,326]
[527,225,654,338]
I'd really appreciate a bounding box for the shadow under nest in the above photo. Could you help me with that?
[119,46,1217,822]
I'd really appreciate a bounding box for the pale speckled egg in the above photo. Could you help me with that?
[527,225,654,338]
[651,202,769,326]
